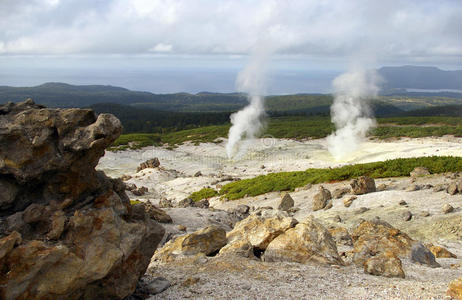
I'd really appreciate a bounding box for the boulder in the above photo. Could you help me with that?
[447,277,462,300]
[364,251,405,278]
[410,167,430,177]
[426,243,457,258]
[351,220,414,266]
[137,158,160,172]
[263,216,343,265]
[278,193,294,211]
[154,225,226,262]
[410,242,440,268]
[312,186,332,211]
[447,182,458,195]
[350,176,376,195]
[219,239,255,258]
[225,214,297,254]
[332,187,350,199]
[0,100,164,299]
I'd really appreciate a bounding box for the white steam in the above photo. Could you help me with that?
[226,48,270,159]
[327,68,381,160]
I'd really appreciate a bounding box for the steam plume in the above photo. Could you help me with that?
[226,48,271,159]
[327,68,381,160]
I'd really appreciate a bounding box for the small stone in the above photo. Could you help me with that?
[406,184,420,192]
[376,184,387,192]
[420,211,430,217]
[177,225,187,232]
[332,187,350,199]
[432,184,446,192]
[312,186,332,211]
[443,204,454,214]
[402,210,412,221]
[343,196,356,208]
[194,171,202,177]
[447,182,458,195]
[145,277,171,295]
[333,215,342,222]
[182,277,200,287]
[399,200,407,206]
[355,207,369,215]
[324,202,333,210]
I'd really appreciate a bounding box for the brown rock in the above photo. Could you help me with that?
[350,176,376,195]
[426,243,457,258]
[154,226,226,262]
[351,220,414,266]
[443,204,454,214]
[364,251,405,278]
[263,216,343,265]
[343,196,357,207]
[137,158,160,172]
[328,226,353,246]
[447,182,459,195]
[312,186,332,211]
[0,231,22,260]
[144,202,173,223]
[447,277,462,300]
[332,187,350,199]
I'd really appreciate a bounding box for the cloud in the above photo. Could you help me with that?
[0,0,461,65]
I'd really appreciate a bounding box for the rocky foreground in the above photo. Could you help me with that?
[116,157,462,299]
[0,100,164,299]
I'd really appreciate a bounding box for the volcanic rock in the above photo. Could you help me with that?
[426,243,457,258]
[447,277,462,300]
[137,158,160,172]
[410,167,430,177]
[350,176,376,195]
[154,225,226,262]
[351,220,414,266]
[410,242,440,268]
[0,100,164,299]
[312,186,332,211]
[263,216,343,265]
[278,193,294,211]
[224,214,298,254]
[364,251,405,278]
[332,187,350,199]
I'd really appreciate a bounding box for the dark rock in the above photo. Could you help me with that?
[194,199,210,209]
[410,242,440,268]
[399,200,407,206]
[332,187,349,199]
[402,210,412,221]
[278,193,294,211]
[178,198,194,208]
[132,186,148,196]
[194,171,202,177]
[158,198,173,208]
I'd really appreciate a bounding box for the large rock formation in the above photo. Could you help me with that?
[0,100,164,299]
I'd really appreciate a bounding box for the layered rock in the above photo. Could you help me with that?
[263,216,343,265]
[0,100,164,299]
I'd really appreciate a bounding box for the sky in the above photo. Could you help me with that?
[1,0,461,93]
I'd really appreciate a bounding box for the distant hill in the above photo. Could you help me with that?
[378,65,462,90]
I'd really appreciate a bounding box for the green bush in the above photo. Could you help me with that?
[189,188,218,202]
[219,156,462,200]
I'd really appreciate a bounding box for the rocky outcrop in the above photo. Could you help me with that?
[137,158,160,172]
[263,216,343,265]
[0,100,164,299]
[154,225,226,262]
[350,176,376,195]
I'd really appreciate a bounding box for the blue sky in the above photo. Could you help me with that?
[1,0,461,93]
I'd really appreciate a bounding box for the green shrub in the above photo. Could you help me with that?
[189,188,218,202]
[219,156,462,200]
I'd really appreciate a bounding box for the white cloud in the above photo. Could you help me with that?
[149,43,173,52]
[0,0,460,65]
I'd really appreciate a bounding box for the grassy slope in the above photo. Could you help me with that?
[111,116,462,150]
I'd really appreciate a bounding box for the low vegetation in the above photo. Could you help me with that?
[218,156,462,200]
[189,188,219,202]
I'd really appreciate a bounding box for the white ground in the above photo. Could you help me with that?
[97,137,462,299]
